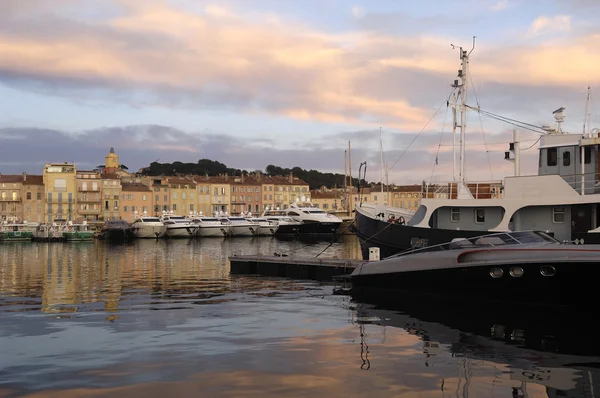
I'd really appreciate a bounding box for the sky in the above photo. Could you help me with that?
[1,0,600,184]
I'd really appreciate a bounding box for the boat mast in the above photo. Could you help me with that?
[584,86,591,135]
[379,127,384,205]
[452,92,458,181]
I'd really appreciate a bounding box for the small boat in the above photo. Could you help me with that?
[33,223,64,241]
[187,213,228,237]
[131,212,167,239]
[62,220,95,241]
[0,217,34,242]
[160,211,197,238]
[100,219,135,242]
[350,230,600,306]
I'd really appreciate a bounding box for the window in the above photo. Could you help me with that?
[155,195,159,203]
[190,204,194,212]
[173,193,178,200]
[37,192,41,200]
[182,192,186,200]
[214,188,218,195]
[142,194,147,201]
[475,208,485,223]
[563,151,570,166]
[114,200,118,210]
[11,191,17,200]
[54,178,67,192]
[450,208,460,222]
[173,204,177,211]
[164,195,167,202]
[25,192,31,200]
[124,206,129,212]
[323,204,329,209]
[585,147,592,164]
[132,206,136,212]
[553,207,565,223]
[547,148,557,166]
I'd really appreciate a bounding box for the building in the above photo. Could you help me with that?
[208,176,231,214]
[271,175,310,209]
[310,189,343,211]
[101,173,122,220]
[22,174,45,223]
[261,177,275,212]
[121,182,152,222]
[230,175,261,215]
[0,174,24,221]
[192,175,212,216]
[168,177,196,215]
[387,185,422,211]
[75,170,102,222]
[149,177,170,216]
[43,162,77,222]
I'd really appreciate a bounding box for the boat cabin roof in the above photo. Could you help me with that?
[390,231,559,258]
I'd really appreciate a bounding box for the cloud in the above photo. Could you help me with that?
[351,6,365,18]
[529,15,571,35]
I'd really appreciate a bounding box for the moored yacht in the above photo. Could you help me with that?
[0,217,34,242]
[188,212,228,237]
[132,212,167,239]
[261,208,301,235]
[62,220,95,241]
[160,211,197,238]
[284,198,342,234]
[245,215,278,236]
[225,215,259,237]
[100,219,135,242]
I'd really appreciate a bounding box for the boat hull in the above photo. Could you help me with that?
[254,225,277,236]
[63,231,95,241]
[274,224,299,235]
[351,261,599,307]
[229,225,255,237]
[197,226,228,237]
[103,229,135,242]
[297,221,341,235]
[0,231,33,242]
[133,225,167,239]
[165,226,196,238]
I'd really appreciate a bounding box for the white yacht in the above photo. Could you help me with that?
[261,208,302,235]
[284,198,343,234]
[188,212,228,237]
[245,215,278,236]
[160,211,197,238]
[224,215,259,237]
[132,212,167,239]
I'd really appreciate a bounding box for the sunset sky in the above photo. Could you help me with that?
[1,0,599,184]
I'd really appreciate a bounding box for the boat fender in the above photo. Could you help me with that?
[398,216,405,225]
[67,226,73,231]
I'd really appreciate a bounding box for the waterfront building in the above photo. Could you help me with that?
[121,182,153,222]
[76,170,102,222]
[387,185,423,211]
[0,174,24,221]
[43,162,77,223]
[271,175,310,209]
[261,177,275,211]
[149,176,170,216]
[310,189,343,211]
[101,173,122,220]
[168,177,196,215]
[192,175,212,216]
[208,176,231,214]
[22,173,44,223]
[230,175,261,215]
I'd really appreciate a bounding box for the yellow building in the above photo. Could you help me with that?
[149,176,170,216]
[22,174,44,223]
[387,185,422,211]
[192,176,212,216]
[75,170,102,222]
[209,176,231,214]
[101,173,122,220]
[0,174,23,221]
[310,190,343,211]
[271,175,310,209]
[168,177,196,215]
[43,162,77,223]
[121,182,152,222]
[261,179,275,212]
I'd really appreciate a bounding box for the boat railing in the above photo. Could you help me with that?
[389,230,558,258]
[557,171,600,195]
[421,180,505,200]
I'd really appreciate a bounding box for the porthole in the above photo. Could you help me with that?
[490,267,503,278]
[540,265,556,277]
[509,267,524,277]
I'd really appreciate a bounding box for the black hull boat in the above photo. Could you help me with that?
[100,220,135,242]
[273,223,299,236]
[297,220,341,235]
[350,230,600,308]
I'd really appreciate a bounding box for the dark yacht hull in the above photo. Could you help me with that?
[354,206,600,260]
[351,261,600,307]
[274,224,300,236]
[297,221,341,235]
[102,228,135,242]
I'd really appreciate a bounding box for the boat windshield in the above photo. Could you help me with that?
[141,217,161,222]
[199,217,218,222]
[389,231,559,258]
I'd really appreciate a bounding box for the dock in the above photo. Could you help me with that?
[229,254,365,281]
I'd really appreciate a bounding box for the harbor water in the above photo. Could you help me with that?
[1,236,599,397]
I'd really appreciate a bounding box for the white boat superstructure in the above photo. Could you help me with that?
[284,197,343,234]
[160,211,197,238]
[246,216,278,236]
[188,212,229,237]
[261,208,302,235]
[132,212,167,239]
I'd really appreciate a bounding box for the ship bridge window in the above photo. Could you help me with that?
[288,211,300,216]
[450,208,460,222]
[585,147,592,164]
[475,208,485,224]
[553,207,565,223]
[563,151,570,166]
[547,148,557,166]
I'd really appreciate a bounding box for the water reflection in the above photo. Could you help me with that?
[0,237,598,397]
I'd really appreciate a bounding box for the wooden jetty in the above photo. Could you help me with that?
[229,254,365,281]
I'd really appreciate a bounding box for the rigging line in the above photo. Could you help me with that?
[521,135,542,150]
[469,71,494,180]
[385,93,454,177]
[477,112,546,134]
[430,105,450,182]
[438,139,539,146]
[470,106,547,131]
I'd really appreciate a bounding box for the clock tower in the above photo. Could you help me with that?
[104,147,119,173]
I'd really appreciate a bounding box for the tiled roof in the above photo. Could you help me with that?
[121,182,151,192]
[23,175,43,185]
[167,177,195,185]
[101,173,120,180]
[0,174,23,183]
[311,191,341,199]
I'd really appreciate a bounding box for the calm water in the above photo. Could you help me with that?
[1,236,599,397]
